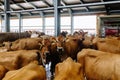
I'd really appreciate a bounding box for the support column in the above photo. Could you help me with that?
[69,9,74,34]
[53,0,61,36]
[4,0,10,32]
[17,13,23,38]
[17,13,23,33]
[40,12,45,33]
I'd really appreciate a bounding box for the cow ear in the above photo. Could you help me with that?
[39,43,43,50]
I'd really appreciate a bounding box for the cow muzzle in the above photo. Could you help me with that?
[57,47,64,52]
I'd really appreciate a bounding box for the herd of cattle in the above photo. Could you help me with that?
[0,30,120,80]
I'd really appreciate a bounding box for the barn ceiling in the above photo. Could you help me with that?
[0,0,120,17]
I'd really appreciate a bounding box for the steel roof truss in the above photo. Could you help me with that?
[80,0,89,11]
[24,0,37,9]
[42,0,52,7]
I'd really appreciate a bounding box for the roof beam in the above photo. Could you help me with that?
[6,7,54,13]
[24,0,37,9]
[42,0,52,7]
[80,0,89,11]
[101,0,110,15]
[0,1,13,11]
[23,0,37,16]
[61,0,72,12]
[11,0,32,15]
[61,0,66,6]
[11,0,25,10]
[0,8,3,11]
[0,3,4,11]
[58,1,120,9]
[0,1,4,5]
[4,0,120,14]
[9,10,107,18]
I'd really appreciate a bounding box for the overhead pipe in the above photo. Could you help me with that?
[110,10,120,13]
[58,1,120,9]
[6,7,54,13]
[8,10,107,18]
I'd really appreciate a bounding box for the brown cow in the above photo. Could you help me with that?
[0,50,42,70]
[54,57,84,80]
[0,32,31,44]
[2,62,46,80]
[40,41,62,75]
[92,37,120,53]
[77,49,120,80]
[3,38,42,51]
[0,65,7,80]
[63,38,83,60]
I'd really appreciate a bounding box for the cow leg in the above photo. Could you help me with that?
[36,52,43,65]
[50,55,61,76]
[50,62,55,76]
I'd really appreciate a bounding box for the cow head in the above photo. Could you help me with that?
[2,41,12,51]
[54,57,84,80]
[40,45,51,64]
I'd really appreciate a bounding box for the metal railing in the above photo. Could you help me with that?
[0,25,96,35]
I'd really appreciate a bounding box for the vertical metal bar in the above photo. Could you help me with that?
[42,15,45,33]
[17,13,22,38]
[17,13,22,33]
[40,12,45,33]
[53,0,61,36]
[4,0,10,32]
[69,9,74,34]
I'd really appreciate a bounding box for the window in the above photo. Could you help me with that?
[74,15,96,35]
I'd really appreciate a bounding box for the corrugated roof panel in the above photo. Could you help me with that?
[64,0,80,4]
[31,1,47,7]
[11,0,25,3]
[46,0,53,5]
[0,5,4,10]
[19,3,33,8]
[10,4,21,10]
[83,0,100,3]
[89,5,105,9]
[72,7,87,10]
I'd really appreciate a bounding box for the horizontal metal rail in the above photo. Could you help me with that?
[0,7,54,14]
[58,1,120,9]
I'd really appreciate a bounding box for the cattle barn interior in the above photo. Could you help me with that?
[0,0,120,80]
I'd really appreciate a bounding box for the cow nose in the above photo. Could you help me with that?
[44,51,50,55]
[57,47,64,52]
[2,43,5,46]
